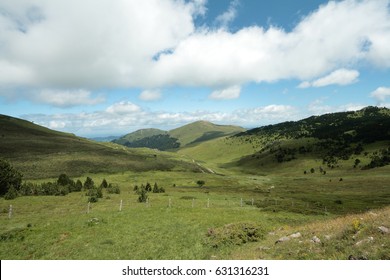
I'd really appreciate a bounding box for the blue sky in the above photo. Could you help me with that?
[0,0,390,137]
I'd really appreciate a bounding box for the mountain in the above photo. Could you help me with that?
[113,128,168,145]
[178,107,390,173]
[90,136,120,142]
[113,120,245,150]
[0,114,203,179]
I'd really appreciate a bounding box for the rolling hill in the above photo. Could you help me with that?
[113,120,245,150]
[0,114,204,179]
[179,106,390,173]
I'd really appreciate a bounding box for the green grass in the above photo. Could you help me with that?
[1,167,389,259]
[1,111,390,259]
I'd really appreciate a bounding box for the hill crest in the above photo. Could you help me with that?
[113,120,246,150]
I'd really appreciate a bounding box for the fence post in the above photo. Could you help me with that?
[240,198,243,207]
[251,198,254,206]
[8,205,12,219]
[119,199,123,212]
[207,198,210,208]
[87,202,90,214]
[192,198,194,208]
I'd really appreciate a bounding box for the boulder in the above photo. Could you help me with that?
[289,232,302,239]
[311,236,321,243]
[275,236,290,244]
[378,226,389,234]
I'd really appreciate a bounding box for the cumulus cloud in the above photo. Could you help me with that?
[298,69,360,88]
[22,102,301,136]
[0,0,389,92]
[105,101,141,115]
[34,89,104,107]
[139,89,162,101]
[370,87,390,102]
[151,0,390,87]
[209,85,241,100]
[308,98,367,115]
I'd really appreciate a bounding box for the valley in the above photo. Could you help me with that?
[0,107,389,260]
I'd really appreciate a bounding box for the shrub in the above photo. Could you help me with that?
[88,196,98,203]
[0,159,22,196]
[100,179,108,189]
[205,222,265,248]
[137,187,148,203]
[84,177,95,189]
[196,180,205,187]
[4,185,18,200]
[107,184,120,194]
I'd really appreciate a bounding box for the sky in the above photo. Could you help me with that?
[0,0,390,137]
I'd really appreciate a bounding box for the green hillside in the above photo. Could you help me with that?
[179,107,390,174]
[113,120,245,151]
[113,128,167,145]
[170,120,245,147]
[0,115,202,179]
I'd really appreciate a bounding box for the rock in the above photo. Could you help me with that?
[275,236,290,244]
[378,226,389,234]
[355,237,374,246]
[289,232,302,239]
[311,236,321,243]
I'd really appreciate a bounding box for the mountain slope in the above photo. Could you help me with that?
[179,107,390,173]
[113,120,245,150]
[170,120,245,147]
[113,128,167,145]
[0,115,202,179]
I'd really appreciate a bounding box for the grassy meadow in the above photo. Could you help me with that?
[1,164,389,259]
[1,111,390,259]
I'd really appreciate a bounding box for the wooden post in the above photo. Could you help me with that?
[240,198,243,207]
[251,198,254,206]
[87,202,90,214]
[8,205,12,219]
[192,198,194,208]
[207,198,210,208]
[146,198,149,207]
[119,199,123,211]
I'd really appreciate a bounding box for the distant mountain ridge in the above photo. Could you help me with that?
[112,120,245,150]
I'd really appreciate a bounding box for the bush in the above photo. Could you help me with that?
[4,185,18,200]
[84,177,95,189]
[100,179,108,189]
[137,187,148,203]
[0,159,22,196]
[196,180,205,187]
[205,222,265,248]
[107,184,120,194]
[88,196,98,203]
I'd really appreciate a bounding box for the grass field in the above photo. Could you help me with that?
[1,166,389,259]
[1,113,389,259]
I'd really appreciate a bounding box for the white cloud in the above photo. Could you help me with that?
[0,0,388,93]
[35,89,104,107]
[105,101,141,115]
[209,85,241,100]
[139,89,162,101]
[298,69,360,88]
[23,102,300,136]
[151,0,390,87]
[370,87,390,102]
[215,0,239,29]
[308,98,367,115]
